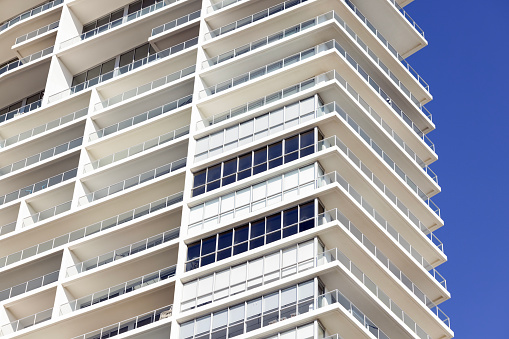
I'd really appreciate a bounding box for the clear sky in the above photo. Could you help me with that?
[403,0,509,337]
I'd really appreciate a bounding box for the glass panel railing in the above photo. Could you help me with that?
[60,0,179,49]
[78,157,186,206]
[0,137,82,177]
[22,200,72,227]
[0,46,53,77]
[61,265,176,314]
[344,0,429,92]
[0,167,77,206]
[0,270,58,302]
[0,107,88,148]
[71,305,173,339]
[89,94,192,141]
[206,0,246,13]
[66,228,179,277]
[94,65,195,111]
[205,0,308,40]
[151,10,201,36]
[15,21,59,44]
[49,37,198,103]
[0,307,52,336]
[84,126,190,173]
[0,222,16,237]
[0,192,183,270]
[0,0,63,34]
[386,0,424,37]
[0,99,43,125]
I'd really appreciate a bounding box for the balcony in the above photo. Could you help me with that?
[0,98,42,125]
[0,270,58,302]
[0,0,63,34]
[61,265,176,314]
[0,46,53,77]
[14,20,58,45]
[0,221,16,237]
[0,192,183,270]
[22,200,72,227]
[150,10,201,37]
[0,307,52,336]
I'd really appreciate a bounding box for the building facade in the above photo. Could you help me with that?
[0,0,453,338]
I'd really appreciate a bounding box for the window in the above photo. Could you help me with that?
[0,90,44,117]
[193,131,317,196]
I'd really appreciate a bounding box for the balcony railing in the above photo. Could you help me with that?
[22,200,72,227]
[0,167,77,206]
[205,0,308,40]
[0,0,63,33]
[0,137,82,177]
[0,107,88,148]
[0,46,53,77]
[71,305,173,339]
[49,37,198,103]
[60,0,178,49]
[0,307,52,336]
[89,94,192,141]
[206,0,245,13]
[0,99,42,125]
[0,222,16,237]
[0,270,58,302]
[386,0,424,37]
[344,0,429,92]
[0,192,183,270]
[151,10,201,36]
[15,21,59,44]
[66,228,179,277]
[78,157,186,206]
[94,65,195,111]
[84,125,190,173]
[62,265,176,314]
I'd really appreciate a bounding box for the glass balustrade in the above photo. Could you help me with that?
[0,270,58,302]
[0,167,77,206]
[94,65,195,111]
[0,307,53,336]
[78,158,186,206]
[0,99,43,125]
[15,21,59,44]
[205,0,308,40]
[66,228,179,277]
[0,193,183,270]
[84,125,190,173]
[0,137,82,177]
[0,222,16,236]
[206,0,245,13]
[0,0,63,33]
[60,0,179,49]
[22,200,72,227]
[0,46,53,77]
[71,305,173,339]
[151,10,201,36]
[0,107,88,148]
[49,37,198,103]
[89,94,192,141]
[61,265,176,314]
[386,0,424,37]
[344,0,429,92]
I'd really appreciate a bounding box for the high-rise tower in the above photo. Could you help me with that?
[0,0,452,338]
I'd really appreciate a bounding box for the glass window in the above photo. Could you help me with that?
[96,15,109,28]
[223,159,237,176]
[128,0,142,14]
[212,309,228,331]
[119,50,134,67]
[201,236,216,256]
[187,242,200,260]
[110,9,124,21]
[196,315,211,336]
[224,126,238,144]
[101,58,115,74]
[180,321,194,339]
[72,72,87,86]
[228,304,245,324]
[250,219,265,238]
[218,231,233,249]
[194,170,206,188]
[234,226,248,244]
[238,154,252,171]
[82,22,96,33]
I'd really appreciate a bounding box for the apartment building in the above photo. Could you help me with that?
[0,0,453,338]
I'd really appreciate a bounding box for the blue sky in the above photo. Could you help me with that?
[404,0,509,337]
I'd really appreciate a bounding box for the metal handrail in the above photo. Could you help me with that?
[61,265,176,314]
[0,0,63,33]
[0,222,16,237]
[386,0,425,37]
[89,94,192,141]
[0,107,87,148]
[60,0,177,49]
[94,65,195,111]
[22,200,72,227]
[205,0,308,40]
[84,125,190,173]
[49,37,198,103]
[0,307,52,336]
[78,157,186,206]
[66,229,179,277]
[0,137,82,177]
[0,192,183,270]
[206,0,245,13]
[15,21,59,44]
[0,167,77,206]
[0,99,42,125]
[0,270,58,302]
[0,46,53,76]
[151,10,200,36]
[71,305,173,339]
